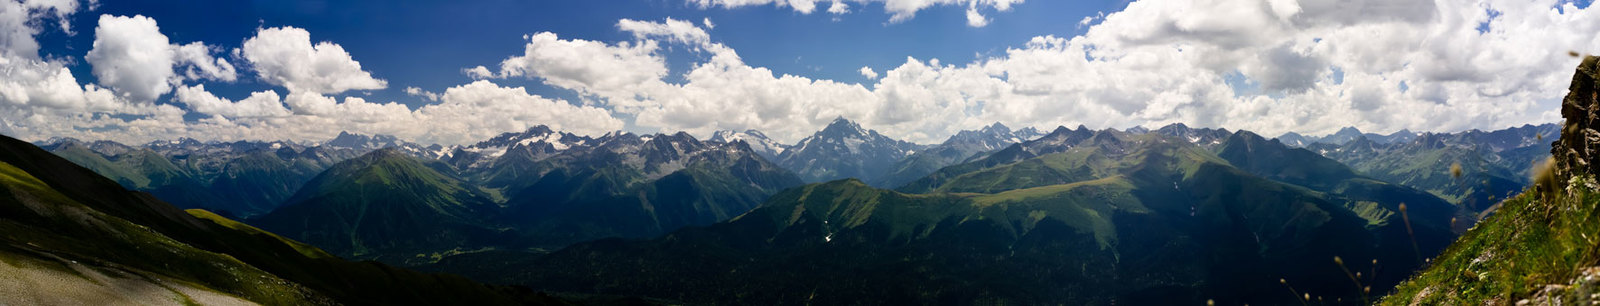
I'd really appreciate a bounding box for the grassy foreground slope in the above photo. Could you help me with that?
[1381,56,1600,305]
[0,133,566,305]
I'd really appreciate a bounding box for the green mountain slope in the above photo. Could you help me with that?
[1380,55,1600,305]
[252,149,507,264]
[896,125,1100,193]
[0,134,564,305]
[431,131,1456,305]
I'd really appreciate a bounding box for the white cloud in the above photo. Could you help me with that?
[703,17,716,29]
[404,86,440,102]
[0,1,146,117]
[473,2,1599,144]
[0,0,79,59]
[689,0,1022,25]
[965,7,989,27]
[239,26,387,95]
[478,32,668,112]
[83,14,238,104]
[173,84,289,118]
[85,15,174,102]
[827,1,850,14]
[463,65,495,79]
[7,0,1599,148]
[173,42,237,82]
[618,18,710,46]
[859,66,879,79]
[415,80,624,143]
[165,80,624,145]
[0,5,624,146]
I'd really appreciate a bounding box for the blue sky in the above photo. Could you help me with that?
[1,0,1595,145]
[51,0,1123,110]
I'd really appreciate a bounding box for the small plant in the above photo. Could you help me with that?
[1280,278,1308,306]
[1334,256,1369,304]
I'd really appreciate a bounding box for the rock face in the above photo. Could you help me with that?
[1554,56,1600,180]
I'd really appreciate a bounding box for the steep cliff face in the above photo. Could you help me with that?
[1552,56,1599,180]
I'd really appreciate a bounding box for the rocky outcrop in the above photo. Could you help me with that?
[1552,56,1600,180]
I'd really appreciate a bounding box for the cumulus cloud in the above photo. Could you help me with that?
[688,0,1022,25]
[618,18,711,46]
[239,26,387,95]
[472,1,1599,144]
[477,32,668,112]
[415,80,625,142]
[965,6,988,27]
[859,66,879,79]
[8,0,1600,148]
[0,0,150,122]
[404,86,440,102]
[478,18,883,142]
[84,14,238,103]
[827,1,850,14]
[85,15,174,102]
[197,27,621,145]
[0,4,624,146]
[173,85,289,118]
[173,42,237,82]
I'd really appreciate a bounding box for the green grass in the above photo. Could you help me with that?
[1381,177,1600,304]
[186,209,335,259]
[0,161,322,305]
[971,176,1140,250]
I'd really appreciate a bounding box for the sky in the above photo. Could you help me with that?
[0,0,1596,146]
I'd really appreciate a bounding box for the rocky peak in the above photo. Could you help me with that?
[708,129,787,159]
[820,117,869,138]
[1554,55,1600,180]
[978,122,1012,135]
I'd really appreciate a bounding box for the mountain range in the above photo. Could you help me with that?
[1276,127,1421,147]
[428,126,1458,305]
[871,122,1043,188]
[22,115,1567,304]
[35,137,366,218]
[241,126,802,264]
[1302,123,1559,228]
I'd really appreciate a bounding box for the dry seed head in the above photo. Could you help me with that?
[1451,162,1463,179]
[1207,299,1215,306]
[1399,203,1408,212]
[1303,293,1310,301]
[1279,278,1286,284]
[1334,256,1344,265]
